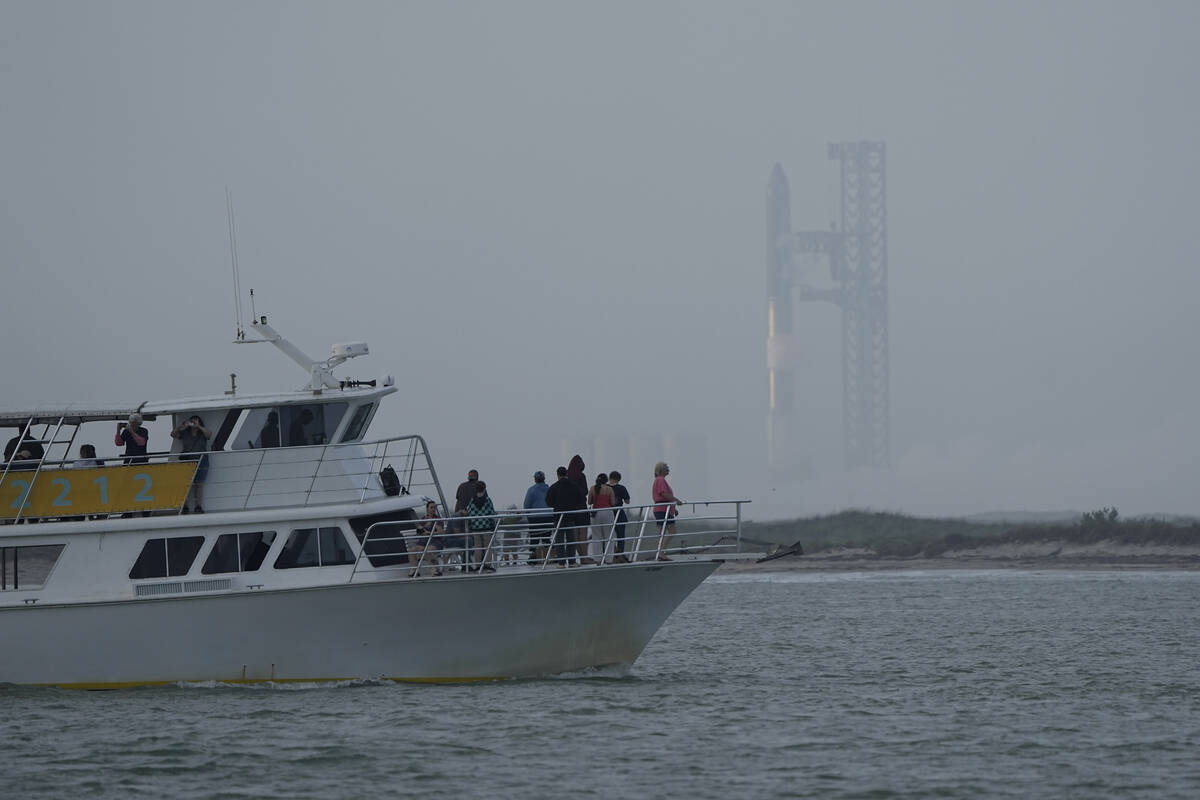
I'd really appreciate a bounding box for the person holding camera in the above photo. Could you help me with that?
[171,415,211,513]
[115,413,149,465]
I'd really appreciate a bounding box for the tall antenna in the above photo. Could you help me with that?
[226,188,245,340]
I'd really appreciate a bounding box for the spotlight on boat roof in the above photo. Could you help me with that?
[330,342,369,366]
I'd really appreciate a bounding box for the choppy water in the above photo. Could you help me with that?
[4,569,1200,798]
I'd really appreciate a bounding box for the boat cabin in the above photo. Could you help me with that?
[147,386,391,454]
[0,380,445,522]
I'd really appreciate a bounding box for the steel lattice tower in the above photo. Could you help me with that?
[767,141,890,471]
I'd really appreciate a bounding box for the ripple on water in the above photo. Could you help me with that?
[5,570,1200,798]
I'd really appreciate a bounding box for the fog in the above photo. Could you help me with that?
[2,1,1197,519]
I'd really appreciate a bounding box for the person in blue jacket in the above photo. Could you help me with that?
[523,470,554,566]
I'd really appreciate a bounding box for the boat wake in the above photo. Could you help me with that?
[543,664,634,681]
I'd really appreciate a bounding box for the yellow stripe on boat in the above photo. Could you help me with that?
[1,462,198,518]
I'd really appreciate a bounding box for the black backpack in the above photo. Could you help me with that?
[379,464,403,496]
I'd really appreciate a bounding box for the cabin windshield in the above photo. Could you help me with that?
[340,403,374,443]
[233,403,348,450]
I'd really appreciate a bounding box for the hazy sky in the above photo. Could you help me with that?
[2,1,1197,518]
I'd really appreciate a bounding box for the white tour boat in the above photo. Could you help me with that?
[0,317,750,688]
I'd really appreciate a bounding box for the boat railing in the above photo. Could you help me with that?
[0,435,444,522]
[223,434,448,511]
[350,499,750,580]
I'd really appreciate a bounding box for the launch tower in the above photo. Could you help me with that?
[766,141,890,471]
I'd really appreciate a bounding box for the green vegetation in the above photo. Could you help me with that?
[734,508,1200,558]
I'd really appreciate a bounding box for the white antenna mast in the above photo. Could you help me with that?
[235,292,372,392]
[225,197,377,393]
[226,188,245,341]
[239,315,368,392]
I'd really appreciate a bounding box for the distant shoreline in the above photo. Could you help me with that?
[722,509,1200,570]
[719,543,1200,572]
[720,557,1200,573]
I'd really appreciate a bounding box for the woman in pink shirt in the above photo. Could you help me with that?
[651,461,683,561]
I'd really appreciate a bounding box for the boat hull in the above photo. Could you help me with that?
[0,560,718,688]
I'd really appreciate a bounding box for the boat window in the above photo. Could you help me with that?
[275,528,318,568]
[320,527,355,565]
[340,403,374,443]
[211,408,243,451]
[129,536,205,579]
[282,403,348,447]
[242,531,276,570]
[201,531,277,574]
[274,526,355,569]
[1,544,65,590]
[234,407,281,450]
[349,508,416,567]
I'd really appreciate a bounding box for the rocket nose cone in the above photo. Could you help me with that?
[767,163,790,202]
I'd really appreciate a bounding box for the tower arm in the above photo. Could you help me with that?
[241,318,340,391]
[798,286,846,307]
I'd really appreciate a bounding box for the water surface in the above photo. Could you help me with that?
[4,570,1198,798]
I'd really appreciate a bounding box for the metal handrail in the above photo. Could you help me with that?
[1,434,445,522]
[480,520,502,569]
[0,415,65,522]
[352,499,751,581]
[539,514,566,572]
[0,416,33,520]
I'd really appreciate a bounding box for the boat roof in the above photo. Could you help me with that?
[0,385,397,427]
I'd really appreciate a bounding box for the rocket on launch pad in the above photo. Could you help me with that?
[766,164,802,476]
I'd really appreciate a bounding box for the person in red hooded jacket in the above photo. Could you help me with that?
[566,455,592,563]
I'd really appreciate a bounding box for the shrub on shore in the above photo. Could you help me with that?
[738,509,1200,557]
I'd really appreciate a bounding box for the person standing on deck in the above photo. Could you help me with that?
[545,465,587,566]
[115,413,149,465]
[454,469,480,562]
[608,470,631,563]
[455,469,480,513]
[172,415,211,514]
[588,473,616,563]
[523,470,554,566]
[651,462,683,561]
[465,481,497,572]
[566,454,590,563]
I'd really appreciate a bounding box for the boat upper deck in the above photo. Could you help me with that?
[1,433,442,525]
[0,367,426,524]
